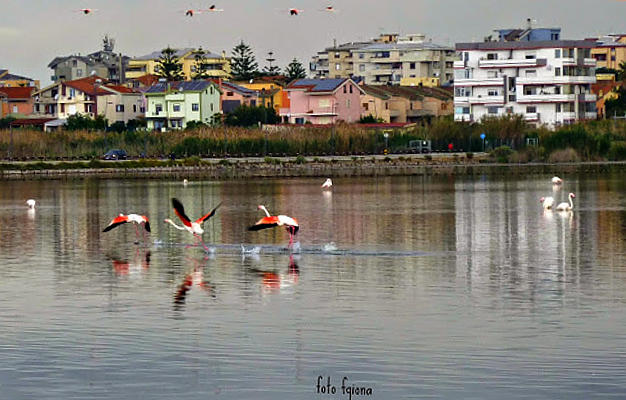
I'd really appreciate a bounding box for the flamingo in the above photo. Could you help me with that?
[76,8,97,15]
[556,192,576,211]
[184,9,204,17]
[539,196,554,210]
[551,176,563,184]
[288,8,302,15]
[321,6,338,12]
[206,5,224,12]
[103,213,151,243]
[248,205,299,248]
[26,199,36,209]
[321,178,333,189]
[164,198,221,251]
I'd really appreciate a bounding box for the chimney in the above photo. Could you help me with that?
[526,18,532,30]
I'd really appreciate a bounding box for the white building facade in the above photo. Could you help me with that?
[454,40,597,127]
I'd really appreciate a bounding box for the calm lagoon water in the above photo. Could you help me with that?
[1,173,625,399]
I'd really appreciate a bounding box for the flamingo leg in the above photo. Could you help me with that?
[134,224,140,243]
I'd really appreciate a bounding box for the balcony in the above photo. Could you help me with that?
[454,77,504,87]
[517,93,576,103]
[562,58,596,67]
[478,58,547,68]
[371,68,394,75]
[453,60,466,69]
[517,75,596,85]
[468,95,504,105]
[524,113,540,122]
[454,114,473,122]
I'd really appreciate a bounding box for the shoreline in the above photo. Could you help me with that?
[1,153,625,180]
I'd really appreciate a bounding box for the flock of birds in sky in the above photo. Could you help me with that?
[540,176,576,212]
[74,5,339,17]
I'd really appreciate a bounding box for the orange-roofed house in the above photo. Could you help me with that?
[592,80,622,119]
[33,76,144,124]
[0,86,35,117]
[0,69,39,89]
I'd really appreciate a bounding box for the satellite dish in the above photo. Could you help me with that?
[90,70,97,76]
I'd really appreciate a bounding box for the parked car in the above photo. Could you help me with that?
[103,149,128,160]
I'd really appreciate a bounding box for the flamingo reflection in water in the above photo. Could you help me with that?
[248,254,300,293]
[112,250,151,276]
[174,260,215,309]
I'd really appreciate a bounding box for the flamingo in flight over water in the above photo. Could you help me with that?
[103,214,151,243]
[164,198,222,251]
[248,205,299,248]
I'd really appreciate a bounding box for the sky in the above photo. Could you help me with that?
[1,0,625,86]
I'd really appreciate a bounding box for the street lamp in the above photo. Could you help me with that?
[384,132,389,154]
[480,132,486,152]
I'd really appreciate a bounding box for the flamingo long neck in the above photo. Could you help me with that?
[166,219,187,231]
[260,206,271,217]
[569,194,574,209]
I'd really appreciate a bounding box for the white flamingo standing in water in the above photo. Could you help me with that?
[164,198,221,251]
[321,178,333,189]
[539,196,555,210]
[103,214,151,243]
[556,193,576,211]
[26,199,36,209]
[552,176,563,184]
[248,205,299,248]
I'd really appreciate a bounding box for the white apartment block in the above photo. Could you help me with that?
[454,40,597,127]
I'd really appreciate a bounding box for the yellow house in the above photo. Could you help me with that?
[238,80,286,114]
[126,48,231,80]
[399,77,440,87]
[0,69,40,88]
[592,34,626,70]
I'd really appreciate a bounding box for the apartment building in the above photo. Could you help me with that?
[126,48,231,81]
[591,34,626,71]
[310,41,370,79]
[454,40,597,127]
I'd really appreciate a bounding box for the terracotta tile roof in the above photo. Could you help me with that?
[104,84,137,94]
[0,86,35,99]
[64,76,110,95]
[132,74,160,87]
[9,118,57,126]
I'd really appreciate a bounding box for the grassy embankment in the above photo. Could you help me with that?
[0,117,625,171]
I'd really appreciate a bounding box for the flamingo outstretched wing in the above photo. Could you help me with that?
[172,198,193,227]
[196,202,223,224]
[143,220,151,232]
[248,216,280,231]
[103,215,128,232]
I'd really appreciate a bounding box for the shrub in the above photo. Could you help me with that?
[608,141,626,161]
[295,155,306,164]
[465,152,474,159]
[548,148,580,163]
[491,145,513,163]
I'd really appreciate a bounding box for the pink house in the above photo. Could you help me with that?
[281,78,363,124]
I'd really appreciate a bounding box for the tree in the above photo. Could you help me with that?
[191,48,212,80]
[284,58,306,82]
[156,47,185,81]
[231,41,258,81]
[224,105,279,127]
[65,114,107,131]
[605,86,626,117]
[617,61,626,82]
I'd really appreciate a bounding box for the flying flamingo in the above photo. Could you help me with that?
[103,213,151,243]
[184,9,204,17]
[321,6,338,12]
[321,178,333,189]
[248,205,299,248]
[551,176,563,184]
[556,192,576,211]
[206,5,224,12]
[26,199,36,209]
[164,198,222,251]
[288,8,302,15]
[75,8,97,15]
[539,196,554,210]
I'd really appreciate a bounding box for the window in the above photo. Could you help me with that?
[525,70,537,77]
[508,95,516,102]
[192,103,199,111]
[487,71,498,79]
[76,69,83,77]
[334,52,340,58]
[210,87,214,95]
[343,85,347,94]
[72,60,78,67]
[155,104,163,113]
[385,102,388,110]
[362,103,369,111]
[359,64,365,72]
[455,107,470,114]
[349,85,353,94]
[487,53,498,60]
[525,53,536,59]
[346,99,351,108]
[526,106,537,113]
[556,103,562,113]
[359,53,364,59]
[116,104,124,112]
[173,104,181,112]
[133,104,137,113]
[488,89,499,96]
[69,88,76,98]
[555,49,561,58]
[555,67,561,76]
[12,105,18,113]
[335,63,341,70]
[487,106,499,114]
[410,62,416,69]
[210,103,214,112]
[433,62,440,69]
[171,120,177,128]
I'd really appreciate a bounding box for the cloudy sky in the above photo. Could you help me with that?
[1,0,624,85]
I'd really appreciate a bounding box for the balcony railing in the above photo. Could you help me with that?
[467,95,505,104]
[478,58,547,68]
[517,75,596,85]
